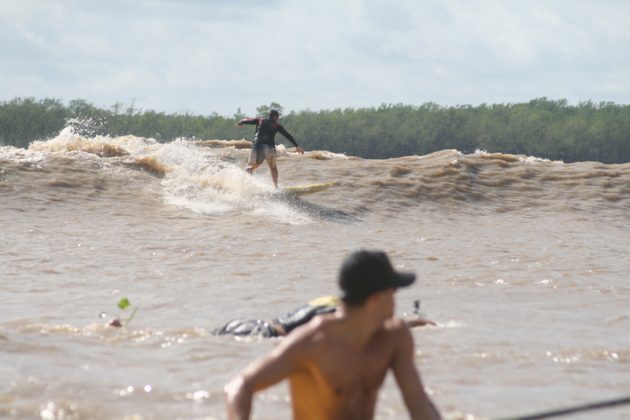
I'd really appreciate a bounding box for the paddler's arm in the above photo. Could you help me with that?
[277,125,304,154]
[392,323,441,420]
[405,316,437,328]
[224,330,306,419]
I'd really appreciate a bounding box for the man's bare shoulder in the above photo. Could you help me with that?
[293,314,409,337]
[378,317,415,346]
[280,313,339,349]
[301,311,342,334]
[283,314,412,356]
[383,316,410,332]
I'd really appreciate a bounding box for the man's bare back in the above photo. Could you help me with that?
[224,250,440,420]
[286,313,417,419]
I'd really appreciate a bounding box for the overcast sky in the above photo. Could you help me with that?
[2,0,630,116]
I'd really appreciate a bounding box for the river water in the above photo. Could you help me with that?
[1,129,629,419]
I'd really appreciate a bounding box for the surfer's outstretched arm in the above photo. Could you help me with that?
[237,118,259,127]
[277,125,304,154]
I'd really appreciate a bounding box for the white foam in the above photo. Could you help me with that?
[158,141,311,223]
[27,126,160,159]
[249,200,311,225]
[5,126,312,223]
[0,145,47,164]
[472,148,559,164]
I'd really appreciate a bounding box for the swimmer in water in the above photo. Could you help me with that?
[214,295,436,338]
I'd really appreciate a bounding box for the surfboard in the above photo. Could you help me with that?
[282,181,337,196]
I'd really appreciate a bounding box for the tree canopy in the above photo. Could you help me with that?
[1,97,629,163]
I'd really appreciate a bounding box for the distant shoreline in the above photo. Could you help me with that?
[2,97,630,164]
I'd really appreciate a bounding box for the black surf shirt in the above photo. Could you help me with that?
[239,117,298,148]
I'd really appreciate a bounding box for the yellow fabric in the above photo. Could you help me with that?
[308,295,340,308]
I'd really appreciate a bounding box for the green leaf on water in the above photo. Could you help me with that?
[118,298,131,310]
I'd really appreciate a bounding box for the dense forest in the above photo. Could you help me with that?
[1,97,629,163]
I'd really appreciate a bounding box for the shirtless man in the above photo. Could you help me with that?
[224,250,441,420]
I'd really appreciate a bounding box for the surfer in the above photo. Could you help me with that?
[237,109,304,188]
[214,295,436,338]
[224,250,441,420]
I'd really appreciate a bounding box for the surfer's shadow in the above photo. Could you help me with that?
[276,194,359,224]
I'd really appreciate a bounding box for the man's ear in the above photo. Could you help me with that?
[365,291,384,308]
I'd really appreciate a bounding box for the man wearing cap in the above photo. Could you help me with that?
[224,250,441,420]
[237,109,304,188]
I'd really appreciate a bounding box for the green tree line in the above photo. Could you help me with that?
[1,97,629,163]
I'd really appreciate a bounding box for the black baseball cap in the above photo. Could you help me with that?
[339,250,416,303]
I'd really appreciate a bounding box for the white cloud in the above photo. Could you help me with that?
[1,0,629,115]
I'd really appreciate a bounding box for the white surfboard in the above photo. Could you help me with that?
[282,181,338,196]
